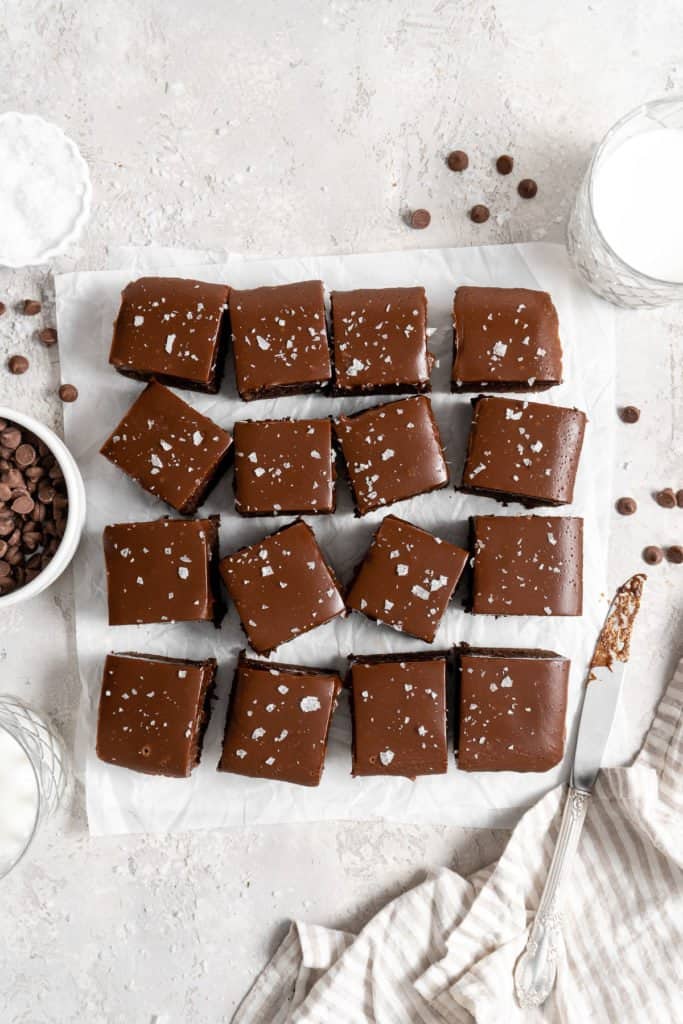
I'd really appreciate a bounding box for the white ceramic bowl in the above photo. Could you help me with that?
[0,112,92,268]
[0,408,86,607]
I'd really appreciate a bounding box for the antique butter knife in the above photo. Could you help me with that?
[514,573,646,1008]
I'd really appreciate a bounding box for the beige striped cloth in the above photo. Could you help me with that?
[234,661,683,1023]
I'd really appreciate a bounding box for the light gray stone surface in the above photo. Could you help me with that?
[0,2,681,1021]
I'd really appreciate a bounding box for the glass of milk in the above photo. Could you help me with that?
[0,697,68,880]
[567,97,683,307]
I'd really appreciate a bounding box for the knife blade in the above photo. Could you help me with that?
[571,572,646,792]
[514,572,646,1008]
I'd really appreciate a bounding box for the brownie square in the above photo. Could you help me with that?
[335,396,449,516]
[331,286,432,395]
[103,516,224,627]
[451,286,562,393]
[218,653,342,786]
[456,647,569,772]
[349,653,449,777]
[229,280,331,400]
[108,277,230,394]
[233,418,335,516]
[461,396,586,507]
[96,652,217,777]
[470,515,583,616]
[346,515,468,643]
[100,380,233,515]
[219,519,345,655]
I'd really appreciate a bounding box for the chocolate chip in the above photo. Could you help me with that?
[619,405,640,424]
[0,427,21,450]
[37,327,58,347]
[666,545,683,564]
[0,302,5,316]
[470,204,490,223]
[655,488,676,509]
[409,209,431,229]
[11,494,34,515]
[0,484,10,503]
[0,541,6,558]
[642,545,663,565]
[22,300,41,316]
[58,383,78,403]
[616,497,637,516]
[447,150,469,172]
[0,560,10,578]
[518,178,538,199]
[8,355,29,375]
[14,444,36,468]
[37,482,55,503]
[496,154,514,174]
[677,489,683,509]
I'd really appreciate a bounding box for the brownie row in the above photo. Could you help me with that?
[108,278,563,399]
[96,648,570,782]
[103,515,583,653]
[100,384,587,517]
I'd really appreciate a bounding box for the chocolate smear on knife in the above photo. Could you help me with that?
[591,573,646,670]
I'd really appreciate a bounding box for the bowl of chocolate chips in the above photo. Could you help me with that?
[0,408,86,606]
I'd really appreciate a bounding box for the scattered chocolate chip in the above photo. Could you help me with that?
[619,405,640,424]
[0,302,5,317]
[409,209,431,229]
[22,300,41,316]
[496,154,514,175]
[0,419,68,597]
[8,355,29,375]
[655,488,676,509]
[616,497,637,516]
[642,545,663,565]
[37,327,58,347]
[447,150,469,172]
[666,545,683,564]
[518,178,538,199]
[58,383,78,403]
[676,489,683,509]
[469,204,490,224]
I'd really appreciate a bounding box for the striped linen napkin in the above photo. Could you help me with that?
[233,660,682,1023]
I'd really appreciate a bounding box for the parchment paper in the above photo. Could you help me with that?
[55,242,615,834]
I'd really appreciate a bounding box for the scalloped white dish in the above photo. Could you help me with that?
[0,112,92,268]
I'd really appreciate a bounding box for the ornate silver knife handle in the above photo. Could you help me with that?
[514,787,590,1008]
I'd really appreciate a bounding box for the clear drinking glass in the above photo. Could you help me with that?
[0,697,68,880]
[567,97,683,308]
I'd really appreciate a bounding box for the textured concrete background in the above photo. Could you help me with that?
[0,2,682,1021]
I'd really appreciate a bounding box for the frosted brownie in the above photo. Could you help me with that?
[451,286,562,392]
[461,396,586,507]
[103,516,224,626]
[233,418,335,516]
[109,277,230,393]
[470,515,583,616]
[100,380,233,514]
[331,286,432,395]
[335,396,449,516]
[96,652,217,778]
[229,280,331,400]
[456,647,569,772]
[349,653,449,777]
[346,515,468,643]
[218,653,341,786]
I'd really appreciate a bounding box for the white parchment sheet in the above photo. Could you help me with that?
[55,243,615,834]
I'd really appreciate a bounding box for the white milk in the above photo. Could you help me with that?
[0,726,39,877]
[592,127,683,283]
